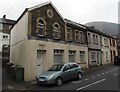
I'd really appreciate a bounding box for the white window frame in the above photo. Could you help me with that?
[80,51,85,62]
[36,18,46,36]
[91,52,95,60]
[53,23,60,39]
[69,51,76,62]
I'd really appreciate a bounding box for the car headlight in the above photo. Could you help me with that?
[47,75,54,80]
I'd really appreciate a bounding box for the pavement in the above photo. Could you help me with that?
[1,63,114,91]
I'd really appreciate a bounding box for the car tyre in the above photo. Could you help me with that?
[77,72,82,80]
[55,77,62,86]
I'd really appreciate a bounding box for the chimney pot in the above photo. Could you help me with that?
[3,15,6,19]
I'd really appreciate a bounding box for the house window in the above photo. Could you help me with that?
[69,51,76,62]
[104,38,109,47]
[87,33,91,44]
[113,39,115,47]
[110,39,112,46]
[66,27,72,41]
[36,18,46,36]
[93,35,96,44]
[75,30,79,42]
[106,52,109,62]
[97,53,99,64]
[53,23,60,39]
[91,52,95,60]
[80,51,85,62]
[100,37,103,46]
[0,24,3,29]
[80,32,84,43]
[3,35,8,39]
[96,35,98,45]
[54,50,63,63]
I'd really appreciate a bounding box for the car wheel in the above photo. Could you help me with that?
[56,77,62,86]
[77,73,82,80]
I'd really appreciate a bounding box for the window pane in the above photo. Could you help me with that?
[69,55,75,62]
[80,51,85,62]
[37,19,45,36]
[38,27,44,35]
[53,23,60,39]
[53,29,59,38]
[54,54,63,63]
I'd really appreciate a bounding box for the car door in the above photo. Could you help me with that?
[61,64,71,81]
[69,64,78,79]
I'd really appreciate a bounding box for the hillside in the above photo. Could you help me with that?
[85,22,119,36]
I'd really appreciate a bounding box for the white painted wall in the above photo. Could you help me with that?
[101,36,111,65]
[87,31,101,49]
[23,40,89,81]
[10,12,28,71]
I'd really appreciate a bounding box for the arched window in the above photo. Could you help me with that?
[36,18,46,36]
[53,23,60,39]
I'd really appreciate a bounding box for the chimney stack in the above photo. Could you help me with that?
[3,15,6,19]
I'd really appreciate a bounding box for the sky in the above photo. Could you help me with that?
[0,0,119,24]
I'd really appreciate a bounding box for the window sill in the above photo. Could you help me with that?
[37,34,45,37]
[53,37,60,40]
[67,40,72,42]
[77,62,86,64]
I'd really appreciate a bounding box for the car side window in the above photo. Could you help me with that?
[69,64,79,69]
[63,64,70,71]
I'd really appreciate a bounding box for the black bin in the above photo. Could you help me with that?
[6,63,14,74]
[10,65,16,79]
[15,65,24,81]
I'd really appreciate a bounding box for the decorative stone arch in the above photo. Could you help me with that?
[36,17,46,36]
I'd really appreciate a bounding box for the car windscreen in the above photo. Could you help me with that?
[48,64,64,71]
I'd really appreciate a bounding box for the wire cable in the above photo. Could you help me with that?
[6,0,17,15]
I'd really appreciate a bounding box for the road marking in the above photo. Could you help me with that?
[84,78,89,81]
[113,73,119,76]
[77,79,105,90]
[72,80,82,83]
[91,76,95,79]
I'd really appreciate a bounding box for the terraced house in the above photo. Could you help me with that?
[109,37,118,63]
[87,26,102,66]
[0,15,15,66]
[10,1,88,81]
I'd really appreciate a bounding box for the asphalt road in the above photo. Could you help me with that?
[28,65,120,90]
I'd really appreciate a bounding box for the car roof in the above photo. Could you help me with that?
[54,62,77,65]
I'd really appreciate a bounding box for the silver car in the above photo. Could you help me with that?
[36,62,82,86]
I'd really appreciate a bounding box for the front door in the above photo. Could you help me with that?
[36,51,44,76]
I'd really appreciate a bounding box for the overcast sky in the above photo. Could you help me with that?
[0,0,119,24]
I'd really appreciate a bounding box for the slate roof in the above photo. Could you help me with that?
[0,18,15,25]
[65,19,86,29]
